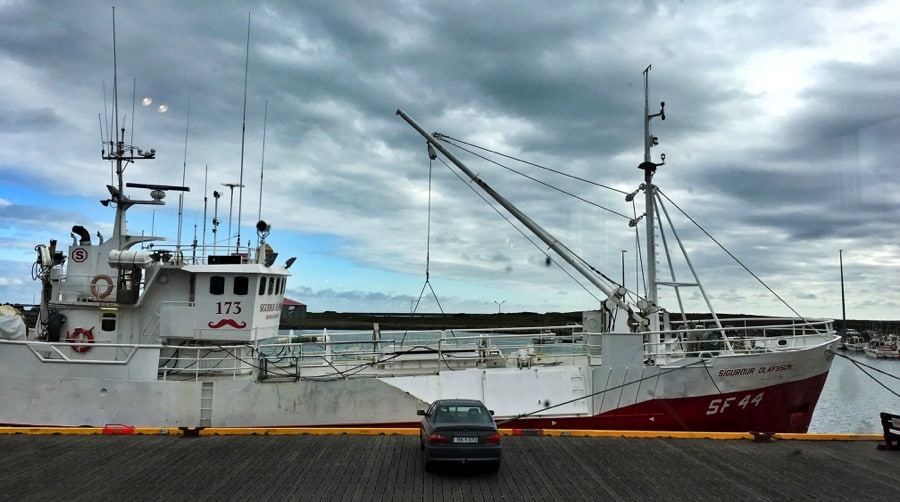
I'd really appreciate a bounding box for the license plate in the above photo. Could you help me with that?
[453,436,478,443]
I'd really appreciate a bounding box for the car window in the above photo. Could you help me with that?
[432,404,492,424]
[433,406,451,423]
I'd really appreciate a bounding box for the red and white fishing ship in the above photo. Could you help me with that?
[0,65,839,433]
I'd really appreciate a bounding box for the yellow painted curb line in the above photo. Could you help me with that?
[0,427,178,435]
[773,433,882,441]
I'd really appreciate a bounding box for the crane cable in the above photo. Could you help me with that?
[402,144,449,345]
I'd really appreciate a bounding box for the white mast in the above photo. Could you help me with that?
[639,65,666,334]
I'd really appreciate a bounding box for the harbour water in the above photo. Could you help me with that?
[809,350,900,434]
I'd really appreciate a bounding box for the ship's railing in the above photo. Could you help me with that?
[0,339,161,381]
[157,344,256,380]
[19,340,144,364]
[140,242,260,266]
[142,317,836,381]
[255,325,587,380]
[56,273,119,302]
[639,317,837,364]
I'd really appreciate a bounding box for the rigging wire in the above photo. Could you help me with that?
[440,134,630,195]
[440,135,632,221]
[629,197,647,298]
[834,351,900,399]
[433,141,625,296]
[432,154,606,306]
[657,188,804,318]
[495,358,713,426]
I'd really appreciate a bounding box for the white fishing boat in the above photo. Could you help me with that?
[0,60,839,433]
[863,335,900,360]
[840,330,866,352]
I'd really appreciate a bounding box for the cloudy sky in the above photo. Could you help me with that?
[1,1,899,321]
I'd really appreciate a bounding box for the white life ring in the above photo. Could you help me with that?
[90,274,114,299]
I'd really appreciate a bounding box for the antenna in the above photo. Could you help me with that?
[192,224,198,264]
[223,182,244,252]
[111,5,125,249]
[202,164,208,252]
[258,99,268,241]
[97,113,105,152]
[130,78,136,148]
[112,7,118,148]
[235,12,251,254]
[177,85,192,249]
[101,80,112,184]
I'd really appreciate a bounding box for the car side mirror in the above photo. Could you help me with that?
[417,409,426,416]
[488,410,495,415]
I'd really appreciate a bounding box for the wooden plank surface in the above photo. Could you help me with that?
[1,434,898,501]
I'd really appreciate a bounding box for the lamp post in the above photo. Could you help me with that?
[494,300,505,313]
[840,249,846,337]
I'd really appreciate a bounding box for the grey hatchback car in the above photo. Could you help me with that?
[417,399,501,472]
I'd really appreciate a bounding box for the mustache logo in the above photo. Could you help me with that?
[207,319,248,329]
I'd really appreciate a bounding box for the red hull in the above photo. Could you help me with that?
[503,371,830,433]
[321,371,830,434]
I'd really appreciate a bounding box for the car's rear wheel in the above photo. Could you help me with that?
[487,460,501,473]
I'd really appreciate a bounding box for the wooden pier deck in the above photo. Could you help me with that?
[1,432,898,501]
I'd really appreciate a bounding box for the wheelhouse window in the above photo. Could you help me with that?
[268,276,275,295]
[234,276,249,295]
[210,276,225,295]
[258,277,267,295]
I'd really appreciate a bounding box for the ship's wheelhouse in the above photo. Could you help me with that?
[159,264,288,343]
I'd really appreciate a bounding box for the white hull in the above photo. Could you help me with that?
[863,347,900,359]
[0,325,838,432]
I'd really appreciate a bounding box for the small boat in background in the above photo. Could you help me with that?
[864,334,900,359]
[531,330,558,344]
[840,330,866,352]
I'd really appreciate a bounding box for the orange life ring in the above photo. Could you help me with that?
[66,327,94,353]
[90,274,114,299]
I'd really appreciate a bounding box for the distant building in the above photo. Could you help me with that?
[281,298,306,328]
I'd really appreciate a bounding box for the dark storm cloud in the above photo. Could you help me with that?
[1,0,899,318]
